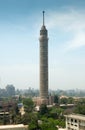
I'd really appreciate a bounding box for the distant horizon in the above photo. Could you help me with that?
[1,85,85,92]
[0,0,85,90]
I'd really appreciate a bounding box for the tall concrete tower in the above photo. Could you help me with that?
[39,11,48,99]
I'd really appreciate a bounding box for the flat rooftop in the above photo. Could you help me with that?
[0,124,27,129]
[65,114,85,121]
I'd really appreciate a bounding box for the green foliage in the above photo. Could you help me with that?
[67,97,74,104]
[60,98,68,104]
[39,117,57,130]
[0,96,66,128]
[18,95,23,102]
[15,105,20,115]
[14,115,22,124]
[74,104,85,115]
[55,119,65,128]
[39,104,48,115]
[29,122,38,130]
[60,97,75,105]
[23,98,34,113]
[49,106,64,119]
[74,98,85,115]
[28,113,39,130]
[21,113,30,125]
[54,95,59,104]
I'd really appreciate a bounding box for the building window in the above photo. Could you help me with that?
[75,119,77,123]
[71,119,73,122]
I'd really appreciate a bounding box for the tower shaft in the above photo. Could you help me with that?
[39,12,48,99]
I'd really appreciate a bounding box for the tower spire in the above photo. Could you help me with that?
[43,11,45,26]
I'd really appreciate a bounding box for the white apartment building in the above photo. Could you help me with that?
[65,114,85,130]
[0,124,28,130]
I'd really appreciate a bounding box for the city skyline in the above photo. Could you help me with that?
[0,0,85,90]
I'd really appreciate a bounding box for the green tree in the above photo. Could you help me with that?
[49,107,64,119]
[67,97,74,104]
[60,98,68,104]
[54,95,59,104]
[55,119,65,128]
[28,113,39,130]
[74,104,85,115]
[39,104,48,115]
[23,98,34,113]
[74,98,85,115]
[14,115,22,124]
[39,117,57,130]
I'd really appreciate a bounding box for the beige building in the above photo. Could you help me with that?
[65,114,85,130]
[0,124,28,130]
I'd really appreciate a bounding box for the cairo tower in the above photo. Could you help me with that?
[39,11,48,100]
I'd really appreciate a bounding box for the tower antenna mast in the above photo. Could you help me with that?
[43,11,45,26]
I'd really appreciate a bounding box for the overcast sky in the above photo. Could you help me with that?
[0,0,85,90]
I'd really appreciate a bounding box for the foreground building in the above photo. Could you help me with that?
[65,114,85,130]
[0,124,28,130]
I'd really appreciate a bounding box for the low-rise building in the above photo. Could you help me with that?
[18,103,25,115]
[65,114,85,130]
[0,124,28,130]
[57,125,66,130]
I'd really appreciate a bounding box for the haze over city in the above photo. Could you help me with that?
[0,0,85,90]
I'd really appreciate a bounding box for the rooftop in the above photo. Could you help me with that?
[65,114,85,121]
[0,124,27,129]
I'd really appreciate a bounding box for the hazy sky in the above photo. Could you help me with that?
[0,0,85,90]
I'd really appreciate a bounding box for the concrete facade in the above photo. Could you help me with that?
[39,11,48,99]
[65,114,85,130]
[0,124,28,130]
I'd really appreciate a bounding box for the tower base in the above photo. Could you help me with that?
[33,96,54,106]
[33,97,48,106]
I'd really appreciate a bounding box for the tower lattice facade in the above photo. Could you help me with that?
[39,11,48,99]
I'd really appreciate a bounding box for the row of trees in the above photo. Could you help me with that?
[54,95,74,104]
[74,98,85,115]
[18,98,65,130]
[0,95,85,129]
[0,97,65,130]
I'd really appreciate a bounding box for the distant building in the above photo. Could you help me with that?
[6,84,15,96]
[60,95,68,99]
[65,114,85,130]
